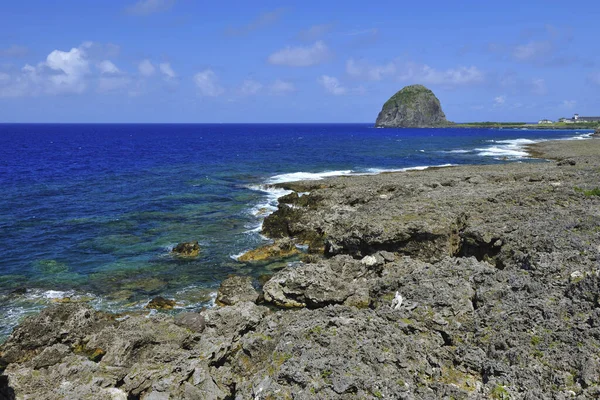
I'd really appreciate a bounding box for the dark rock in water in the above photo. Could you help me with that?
[146,296,176,310]
[238,238,300,262]
[9,287,27,296]
[375,84,449,128]
[592,128,600,137]
[172,241,200,257]
[174,312,206,332]
[215,275,259,306]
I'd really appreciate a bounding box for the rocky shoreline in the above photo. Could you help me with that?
[2,137,600,399]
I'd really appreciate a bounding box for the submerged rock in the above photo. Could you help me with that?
[172,241,200,257]
[375,84,449,128]
[215,275,259,306]
[238,238,300,262]
[146,296,176,310]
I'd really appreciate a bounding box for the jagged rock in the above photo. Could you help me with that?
[375,84,449,128]
[215,275,259,306]
[2,139,600,399]
[172,241,200,257]
[174,312,206,333]
[238,238,300,262]
[146,296,176,310]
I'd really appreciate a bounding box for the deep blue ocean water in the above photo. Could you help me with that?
[0,123,593,340]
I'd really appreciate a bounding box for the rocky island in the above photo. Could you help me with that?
[2,138,600,399]
[375,85,450,128]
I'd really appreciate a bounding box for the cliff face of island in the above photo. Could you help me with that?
[375,84,449,128]
[2,139,600,399]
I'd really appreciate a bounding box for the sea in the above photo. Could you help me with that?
[0,123,593,341]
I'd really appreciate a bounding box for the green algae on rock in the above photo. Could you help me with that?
[375,84,449,128]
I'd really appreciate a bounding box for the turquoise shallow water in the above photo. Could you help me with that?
[0,123,593,341]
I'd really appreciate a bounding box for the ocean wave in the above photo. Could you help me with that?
[267,170,353,184]
[475,138,539,158]
[363,164,456,174]
[477,132,593,159]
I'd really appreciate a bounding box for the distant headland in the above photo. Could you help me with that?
[376,85,600,130]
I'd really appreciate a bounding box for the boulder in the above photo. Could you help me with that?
[237,238,300,262]
[215,275,259,306]
[146,296,176,310]
[375,84,449,128]
[172,241,200,257]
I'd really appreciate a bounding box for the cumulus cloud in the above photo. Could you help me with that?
[238,79,263,96]
[298,23,334,41]
[494,95,506,106]
[97,60,120,74]
[398,62,485,87]
[268,41,331,67]
[346,58,396,81]
[138,59,155,77]
[225,8,285,36]
[318,75,347,95]
[193,69,224,96]
[159,62,176,80]
[269,79,295,95]
[126,0,175,15]
[0,45,92,97]
[344,58,484,87]
[512,40,553,62]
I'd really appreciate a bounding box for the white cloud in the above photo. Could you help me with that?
[97,60,120,74]
[494,95,506,106]
[159,62,176,79]
[238,79,263,96]
[346,58,396,81]
[562,100,576,109]
[0,46,91,96]
[98,76,130,93]
[193,69,224,96]
[512,41,553,62]
[225,8,285,36]
[138,59,155,77]
[268,41,331,67]
[318,75,347,95]
[298,23,334,41]
[398,62,484,87]
[269,79,295,95]
[126,0,175,15]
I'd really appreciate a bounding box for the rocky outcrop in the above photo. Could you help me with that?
[375,84,449,128]
[2,139,600,399]
[172,241,200,257]
[592,127,600,137]
[237,238,300,262]
[215,275,259,306]
[146,296,176,310]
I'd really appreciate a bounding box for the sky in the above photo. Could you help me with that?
[0,0,599,123]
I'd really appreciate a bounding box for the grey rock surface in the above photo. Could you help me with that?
[2,138,600,399]
[215,275,259,306]
[375,84,449,128]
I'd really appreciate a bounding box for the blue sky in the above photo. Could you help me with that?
[0,0,599,123]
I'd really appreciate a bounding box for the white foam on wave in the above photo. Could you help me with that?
[363,164,456,174]
[475,138,539,158]
[477,132,593,159]
[267,170,353,184]
[445,149,472,154]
